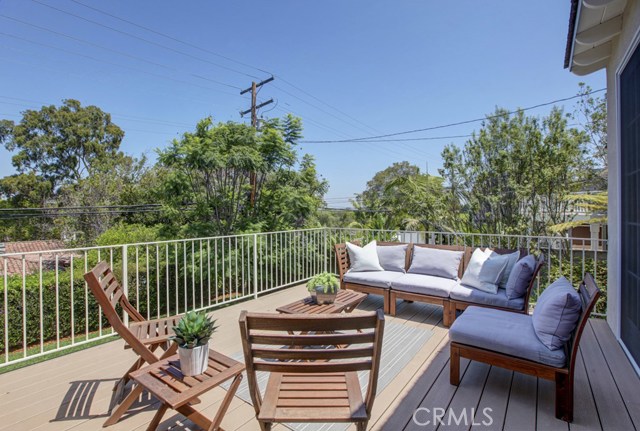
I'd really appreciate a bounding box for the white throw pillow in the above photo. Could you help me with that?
[460,248,508,294]
[346,241,384,272]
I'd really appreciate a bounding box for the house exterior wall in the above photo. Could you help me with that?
[606,0,640,338]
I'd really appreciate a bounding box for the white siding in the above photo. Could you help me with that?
[606,0,640,337]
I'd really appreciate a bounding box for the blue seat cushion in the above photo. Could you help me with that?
[449,284,525,311]
[390,273,457,298]
[449,306,567,368]
[343,270,403,288]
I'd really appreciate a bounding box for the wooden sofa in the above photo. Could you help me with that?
[334,242,543,327]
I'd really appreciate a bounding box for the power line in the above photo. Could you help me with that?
[302,89,607,143]
[68,0,272,77]
[0,14,242,92]
[0,32,242,98]
[30,0,262,81]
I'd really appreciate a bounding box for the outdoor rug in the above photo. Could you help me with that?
[222,320,433,431]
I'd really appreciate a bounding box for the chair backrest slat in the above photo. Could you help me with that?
[249,332,375,346]
[84,262,158,365]
[252,359,373,374]
[252,346,374,361]
[245,312,379,332]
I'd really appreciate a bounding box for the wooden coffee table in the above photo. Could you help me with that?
[129,349,245,431]
[276,289,367,315]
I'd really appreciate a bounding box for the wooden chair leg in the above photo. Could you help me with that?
[104,384,145,427]
[442,302,454,327]
[383,291,390,314]
[357,420,368,431]
[389,292,397,316]
[450,344,460,385]
[555,372,573,422]
[259,421,272,431]
[146,404,168,431]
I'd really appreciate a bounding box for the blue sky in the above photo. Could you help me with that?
[0,0,605,208]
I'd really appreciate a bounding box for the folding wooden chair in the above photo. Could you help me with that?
[239,310,385,431]
[84,261,182,427]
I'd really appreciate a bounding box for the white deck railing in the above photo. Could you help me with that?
[0,227,607,368]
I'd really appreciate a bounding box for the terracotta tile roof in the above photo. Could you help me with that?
[0,240,68,276]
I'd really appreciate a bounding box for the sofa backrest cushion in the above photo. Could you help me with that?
[460,248,509,294]
[505,254,537,299]
[408,246,464,280]
[377,244,408,272]
[496,250,521,289]
[532,277,582,350]
[346,241,384,272]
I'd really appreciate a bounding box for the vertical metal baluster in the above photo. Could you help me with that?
[200,240,204,309]
[582,240,586,279]
[166,243,170,316]
[39,254,43,353]
[55,256,60,349]
[4,259,8,363]
[241,237,245,297]
[97,250,102,337]
[146,245,150,320]
[270,234,274,291]
[156,245,161,319]
[215,239,219,304]
[135,247,140,313]
[208,239,212,306]
[174,243,179,315]
[222,238,226,302]
[253,234,258,299]
[84,251,88,341]
[183,242,187,312]
[593,242,598,286]
[559,241,563,276]
[228,237,232,298]
[235,237,239,298]
[191,241,195,309]
[570,237,574,283]
[70,256,74,345]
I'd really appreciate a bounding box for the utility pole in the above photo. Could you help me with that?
[240,76,274,207]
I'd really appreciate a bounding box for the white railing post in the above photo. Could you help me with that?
[253,234,259,299]
[323,228,328,273]
[122,245,129,326]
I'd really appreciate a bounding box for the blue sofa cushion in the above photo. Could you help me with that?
[449,306,567,368]
[390,273,457,298]
[343,270,403,289]
[449,284,525,310]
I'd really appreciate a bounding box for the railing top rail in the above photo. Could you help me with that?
[0,227,328,258]
[0,226,608,259]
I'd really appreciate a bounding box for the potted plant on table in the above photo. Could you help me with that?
[170,311,218,376]
[307,272,340,304]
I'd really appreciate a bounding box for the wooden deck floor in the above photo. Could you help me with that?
[0,284,638,431]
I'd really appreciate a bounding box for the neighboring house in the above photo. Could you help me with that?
[0,240,67,276]
[565,0,640,371]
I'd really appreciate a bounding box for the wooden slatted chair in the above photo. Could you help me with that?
[449,273,601,422]
[84,261,182,427]
[239,310,385,431]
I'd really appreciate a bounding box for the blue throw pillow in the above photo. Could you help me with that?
[532,277,582,350]
[505,255,536,299]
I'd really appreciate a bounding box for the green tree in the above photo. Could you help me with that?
[1,99,124,189]
[572,83,607,189]
[439,107,589,235]
[157,115,326,236]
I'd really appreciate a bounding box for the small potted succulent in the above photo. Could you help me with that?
[307,272,340,304]
[170,310,218,376]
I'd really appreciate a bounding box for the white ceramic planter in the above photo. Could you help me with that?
[314,286,337,304]
[178,343,209,376]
